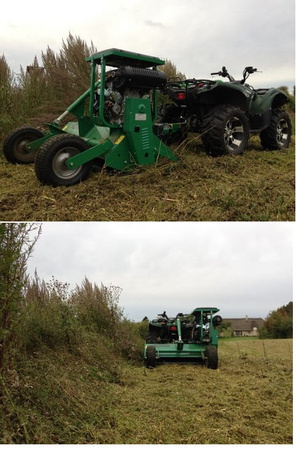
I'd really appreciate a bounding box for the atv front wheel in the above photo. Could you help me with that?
[35,134,91,186]
[202,105,249,156]
[3,126,44,164]
[260,109,292,150]
[205,345,218,369]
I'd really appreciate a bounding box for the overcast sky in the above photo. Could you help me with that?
[1,0,294,90]
[26,222,293,322]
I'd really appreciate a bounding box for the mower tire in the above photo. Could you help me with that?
[260,109,292,150]
[35,134,91,187]
[3,126,44,164]
[202,105,249,156]
[146,346,157,368]
[205,345,218,370]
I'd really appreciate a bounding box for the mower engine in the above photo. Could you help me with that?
[95,66,167,124]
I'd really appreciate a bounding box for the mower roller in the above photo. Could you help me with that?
[144,307,222,369]
[3,48,178,187]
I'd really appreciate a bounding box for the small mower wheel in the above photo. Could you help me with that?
[3,126,44,164]
[146,346,157,368]
[35,134,91,187]
[260,109,292,150]
[205,345,218,370]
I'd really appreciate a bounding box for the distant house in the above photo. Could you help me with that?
[223,316,264,337]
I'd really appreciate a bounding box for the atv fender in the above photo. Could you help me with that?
[249,89,288,115]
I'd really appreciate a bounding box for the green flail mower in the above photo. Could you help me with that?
[3,48,179,187]
[144,308,222,369]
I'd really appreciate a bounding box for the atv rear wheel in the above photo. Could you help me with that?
[205,345,218,369]
[202,105,249,156]
[260,109,292,150]
[3,126,44,164]
[146,346,157,368]
[35,134,91,187]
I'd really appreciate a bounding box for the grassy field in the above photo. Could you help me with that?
[103,338,293,445]
[0,134,294,221]
[0,338,292,444]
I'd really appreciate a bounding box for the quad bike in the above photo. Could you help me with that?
[156,66,292,156]
[143,307,222,369]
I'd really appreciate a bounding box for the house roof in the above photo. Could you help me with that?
[223,317,264,331]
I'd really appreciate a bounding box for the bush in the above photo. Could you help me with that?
[259,302,293,339]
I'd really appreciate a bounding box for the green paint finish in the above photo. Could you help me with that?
[86,48,165,68]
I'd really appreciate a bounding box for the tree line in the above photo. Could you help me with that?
[259,301,293,339]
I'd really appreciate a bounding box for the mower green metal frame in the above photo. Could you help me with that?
[27,48,177,172]
[144,307,220,362]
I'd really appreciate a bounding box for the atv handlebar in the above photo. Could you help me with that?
[211,66,259,84]
[157,311,184,321]
[211,66,234,81]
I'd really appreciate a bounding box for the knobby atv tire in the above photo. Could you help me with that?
[3,126,44,164]
[146,346,157,368]
[35,134,91,187]
[205,345,218,370]
[201,105,249,156]
[260,109,292,150]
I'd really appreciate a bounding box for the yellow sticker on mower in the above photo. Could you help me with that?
[114,135,126,145]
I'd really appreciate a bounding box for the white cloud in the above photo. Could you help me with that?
[1,0,294,88]
[27,222,293,321]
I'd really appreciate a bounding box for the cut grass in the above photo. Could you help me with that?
[0,338,292,444]
[102,338,293,445]
[0,135,294,221]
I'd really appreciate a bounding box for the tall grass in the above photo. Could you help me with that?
[0,34,96,140]
[0,269,148,443]
[15,273,142,360]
